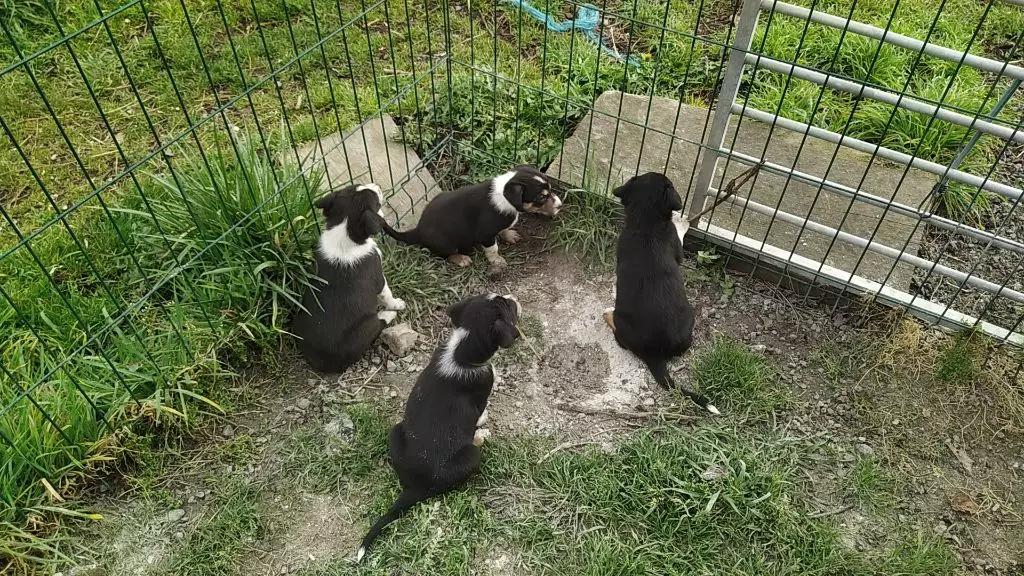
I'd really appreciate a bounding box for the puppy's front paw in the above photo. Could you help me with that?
[387,297,406,311]
[602,307,616,332]
[447,254,472,268]
[378,310,398,324]
[476,408,489,427]
[473,428,491,447]
[499,229,521,244]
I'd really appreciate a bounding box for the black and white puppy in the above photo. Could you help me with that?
[603,173,718,414]
[380,165,562,272]
[291,183,406,374]
[357,293,521,561]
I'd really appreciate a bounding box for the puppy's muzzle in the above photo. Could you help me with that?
[523,193,563,217]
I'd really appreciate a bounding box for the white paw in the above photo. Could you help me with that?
[378,310,398,324]
[476,408,489,427]
[473,428,491,447]
[387,298,406,311]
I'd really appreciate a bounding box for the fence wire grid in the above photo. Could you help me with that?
[1,0,1023,555]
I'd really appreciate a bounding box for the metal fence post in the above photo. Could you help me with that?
[688,0,762,224]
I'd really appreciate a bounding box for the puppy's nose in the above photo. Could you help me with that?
[551,194,563,214]
[503,294,522,314]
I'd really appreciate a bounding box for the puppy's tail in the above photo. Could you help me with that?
[642,358,720,415]
[379,219,420,246]
[357,489,424,563]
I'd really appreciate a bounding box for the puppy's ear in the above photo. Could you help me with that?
[359,209,383,237]
[505,182,525,209]
[492,319,519,349]
[447,299,469,324]
[665,185,683,212]
[314,193,334,213]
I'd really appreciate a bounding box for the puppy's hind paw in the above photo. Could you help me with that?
[602,307,616,332]
[447,254,473,268]
[499,229,521,244]
[378,310,398,325]
[473,428,491,447]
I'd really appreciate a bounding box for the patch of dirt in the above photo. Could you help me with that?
[245,492,360,575]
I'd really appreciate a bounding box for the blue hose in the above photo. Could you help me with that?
[502,0,643,67]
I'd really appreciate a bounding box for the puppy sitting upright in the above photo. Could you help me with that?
[380,165,562,273]
[357,293,521,561]
[603,173,718,414]
[291,183,405,374]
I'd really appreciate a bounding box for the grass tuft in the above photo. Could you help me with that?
[934,332,982,387]
[693,337,786,412]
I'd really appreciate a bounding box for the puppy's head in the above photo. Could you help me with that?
[447,293,521,353]
[612,172,682,218]
[505,165,563,217]
[314,183,384,243]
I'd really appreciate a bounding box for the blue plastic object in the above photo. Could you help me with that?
[502,0,643,67]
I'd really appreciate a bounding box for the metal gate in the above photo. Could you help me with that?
[688,0,1024,346]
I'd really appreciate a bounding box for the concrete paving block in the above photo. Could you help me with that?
[547,90,935,288]
[297,114,439,227]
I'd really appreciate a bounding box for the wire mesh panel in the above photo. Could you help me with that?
[688,0,1024,347]
[0,0,450,554]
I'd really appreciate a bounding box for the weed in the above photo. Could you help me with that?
[844,455,896,510]
[171,477,264,576]
[693,337,785,412]
[935,331,982,387]
[550,161,624,266]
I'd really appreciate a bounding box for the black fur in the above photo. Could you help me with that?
[291,184,390,374]
[380,165,561,259]
[609,173,717,413]
[358,293,521,560]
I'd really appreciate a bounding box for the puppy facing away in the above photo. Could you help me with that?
[291,183,406,374]
[603,173,719,414]
[357,293,521,561]
[379,165,562,272]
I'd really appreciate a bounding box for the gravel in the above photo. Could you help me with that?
[912,137,1024,333]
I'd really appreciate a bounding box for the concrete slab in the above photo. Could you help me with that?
[298,115,439,227]
[546,91,935,288]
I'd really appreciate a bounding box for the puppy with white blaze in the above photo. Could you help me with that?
[379,165,562,272]
[357,293,521,562]
[603,173,719,415]
[291,183,405,374]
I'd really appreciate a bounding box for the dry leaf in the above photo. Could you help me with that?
[950,492,981,515]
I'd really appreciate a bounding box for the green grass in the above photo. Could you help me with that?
[844,455,896,510]
[307,417,957,576]
[935,331,982,387]
[170,478,264,576]
[693,337,787,412]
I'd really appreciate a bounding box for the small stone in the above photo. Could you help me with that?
[162,509,186,524]
[295,398,311,411]
[514,401,524,409]
[220,425,235,438]
[750,344,767,353]
[68,565,103,576]
[855,443,874,456]
[387,360,398,372]
[642,396,656,407]
[381,323,421,357]
[325,414,355,440]
[389,390,398,398]
[173,531,184,540]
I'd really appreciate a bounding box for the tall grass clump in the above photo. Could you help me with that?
[0,129,321,571]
